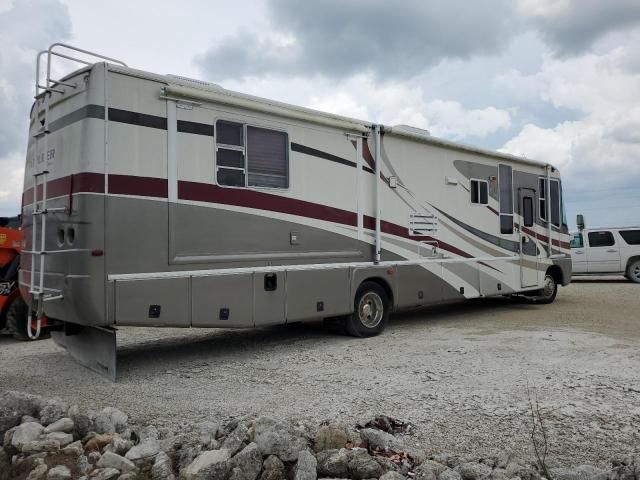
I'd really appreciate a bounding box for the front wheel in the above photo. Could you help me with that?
[626,260,640,283]
[345,281,390,337]
[529,273,558,304]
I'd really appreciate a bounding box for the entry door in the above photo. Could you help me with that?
[519,189,538,288]
[586,230,621,273]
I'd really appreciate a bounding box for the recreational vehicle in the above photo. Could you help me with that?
[21,44,572,379]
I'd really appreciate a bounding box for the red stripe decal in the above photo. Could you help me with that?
[178,181,357,227]
[108,174,167,198]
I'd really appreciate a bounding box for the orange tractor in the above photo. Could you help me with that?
[0,216,48,340]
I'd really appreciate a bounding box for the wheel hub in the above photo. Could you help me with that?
[358,293,383,328]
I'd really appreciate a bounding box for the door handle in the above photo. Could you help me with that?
[606,249,617,253]
[574,251,584,254]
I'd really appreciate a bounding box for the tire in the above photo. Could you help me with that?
[6,296,49,341]
[6,296,30,341]
[626,260,640,283]
[529,273,558,304]
[345,281,390,337]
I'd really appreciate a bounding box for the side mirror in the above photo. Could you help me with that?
[0,217,8,227]
[576,214,585,231]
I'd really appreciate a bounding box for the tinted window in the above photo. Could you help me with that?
[499,165,513,214]
[570,233,583,248]
[588,231,615,247]
[216,120,244,146]
[523,196,534,227]
[217,149,245,168]
[470,180,488,205]
[550,180,560,227]
[619,230,640,245]
[538,178,547,221]
[217,168,244,187]
[247,126,288,189]
[500,215,513,234]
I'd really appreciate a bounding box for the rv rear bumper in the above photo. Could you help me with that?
[551,254,572,286]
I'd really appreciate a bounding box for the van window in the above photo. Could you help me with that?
[619,230,640,245]
[588,231,615,247]
[570,233,583,248]
[550,180,560,227]
[523,196,534,227]
[216,120,289,189]
[499,164,513,234]
[470,179,488,205]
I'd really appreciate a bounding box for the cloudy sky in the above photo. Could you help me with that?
[1,0,639,229]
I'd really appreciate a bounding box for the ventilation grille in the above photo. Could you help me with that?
[409,212,438,236]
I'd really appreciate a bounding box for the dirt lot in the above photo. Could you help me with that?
[1,277,639,467]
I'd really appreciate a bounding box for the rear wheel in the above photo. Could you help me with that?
[627,260,640,283]
[345,281,390,337]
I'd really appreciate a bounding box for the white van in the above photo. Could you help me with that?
[570,220,640,283]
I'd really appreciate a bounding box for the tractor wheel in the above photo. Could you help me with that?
[6,296,48,341]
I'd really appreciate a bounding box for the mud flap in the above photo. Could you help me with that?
[51,324,117,381]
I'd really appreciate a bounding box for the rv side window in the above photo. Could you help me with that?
[523,196,534,227]
[216,120,289,189]
[470,179,488,205]
[550,180,560,227]
[570,232,583,248]
[247,126,289,189]
[498,164,513,234]
[538,178,547,221]
[588,231,615,247]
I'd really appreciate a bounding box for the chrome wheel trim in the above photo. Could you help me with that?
[542,274,556,298]
[358,292,384,328]
[632,262,640,281]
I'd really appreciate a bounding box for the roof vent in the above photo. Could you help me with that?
[166,74,222,90]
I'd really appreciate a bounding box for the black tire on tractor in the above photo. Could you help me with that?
[6,296,49,341]
[345,281,390,337]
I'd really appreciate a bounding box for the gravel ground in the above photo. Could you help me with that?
[1,277,639,467]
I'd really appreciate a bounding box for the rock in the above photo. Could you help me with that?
[12,422,44,450]
[504,462,538,480]
[550,466,608,480]
[348,449,383,480]
[152,451,176,480]
[124,439,161,461]
[44,418,74,434]
[259,455,286,480]
[62,440,85,456]
[117,475,135,480]
[46,432,74,447]
[27,464,49,480]
[40,399,68,426]
[23,415,40,424]
[314,424,349,452]
[136,425,160,442]
[294,450,318,480]
[222,423,249,456]
[359,428,404,451]
[111,437,132,456]
[0,448,10,480]
[94,407,128,435]
[97,451,137,473]
[317,449,350,478]
[89,468,121,480]
[417,460,448,478]
[47,465,72,480]
[457,462,493,480]
[252,417,308,462]
[230,443,263,480]
[181,448,231,480]
[85,433,119,452]
[22,439,61,453]
[381,472,407,480]
[440,470,463,480]
[68,405,92,439]
[88,451,102,464]
[194,421,220,449]
[0,391,44,436]
[77,455,91,474]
